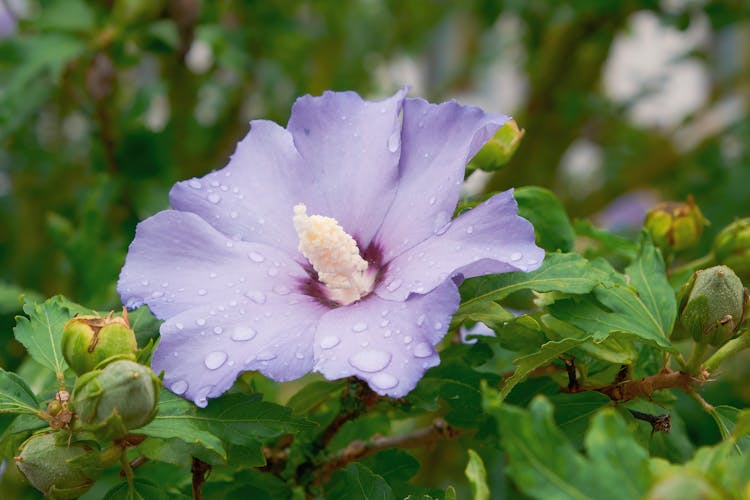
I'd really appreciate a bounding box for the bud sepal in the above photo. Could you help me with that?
[62,310,138,375]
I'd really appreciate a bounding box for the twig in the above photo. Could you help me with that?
[590,366,705,402]
[315,418,466,487]
[564,356,579,392]
[628,409,671,434]
[191,457,211,500]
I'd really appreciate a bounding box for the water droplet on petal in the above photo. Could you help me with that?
[349,350,392,373]
[267,268,279,277]
[320,336,341,349]
[189,180,202,189]
[171,380,188,394]
[434,322,443,330]
[352,322,368,332]
[246,291,267,304]
[380,319,390,327]
[208,193,221,204]
[371,373,398,390]
[413,342,432,358]
[175,322,184,330]
[510,252,523,261]
[231,327,256,341]
[403,336,413,345]
[295,352,305,360]
[273,284,290,295]
[256,351,277,361]
[386,279,402,292]
[204,351,228,370]
[387,131,400,152]
[416,314,426,326]
[198,289,207,296]
[196,318,206,326]
[428,196,436,206]
[151,291,164,298]
[466,225,474,234]
[213,326,223,334]
[248,251,265,263]
[527,258,538,265]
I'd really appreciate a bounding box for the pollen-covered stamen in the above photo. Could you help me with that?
[293,204,374,305]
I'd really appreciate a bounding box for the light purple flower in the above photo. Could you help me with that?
[118,90,544,407]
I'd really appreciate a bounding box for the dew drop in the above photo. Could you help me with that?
[204,351,227,370]
[527,258,538,265]
[196,318,206,326]
[189,180,202,189]
[348,350,392,373]
[207,193,221,204]
[371,373,398,390]
[403,336,413,345]
[198,289,207,296]
[466,225,474,234]
[151,291,164,298]
[380,319,390,327]
[213,326,223,334]
[320,336,341,349]
[295,352,305,360]
[175,322,184,330]
[413,342,432,358]
[387,131,400,152]
[352,322,368,332]
[256,351,277,361]
[246,291,267,304]
[273,284,290,295]
[230,211,238,219]
[248,251,265,263]
[386,279,402,292]
[228,326,255,341]
[383,329,392,338]
[428,196,436,206]
[171,380,188,394]
[267,268,279,277]
[510,252,523,261]
[210,180,220,187]
[434,322,443,330]
[416,314,426,326]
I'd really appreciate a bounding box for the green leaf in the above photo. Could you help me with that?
[13,295,77,381]
[515,186,576,252]
[287,380,346,414]
[484,393,651,500]
[197,393,316,445]
[465,450,490,500]
[327,463,393,500]
[711,406,750,452]
[625,235,676,337]
[203,468,291,499]
[35,0,96,33]
[0,369,42,415]
[103,478,171,500]
[455,253,614,325]
[138,392,226,464]
[361,449,420,483]
[500,338,588,400]
[549,392,612,447]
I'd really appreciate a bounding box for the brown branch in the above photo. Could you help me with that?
[191,457,211,500]
[589,367,706,402]
[314,418,466,487]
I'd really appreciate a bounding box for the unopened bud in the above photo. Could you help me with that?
[713,218,750,281]
[468,120,525,172]
[679,265,747,346]
[70,359,160,441]
[62,312,137,375]
[644,197,707,253]
[15,432,101,499]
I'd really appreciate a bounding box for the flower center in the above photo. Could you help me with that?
[293,204,374,305]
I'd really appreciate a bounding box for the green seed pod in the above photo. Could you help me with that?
[62,313,137,375]
[15,432,101,500]
[644,197,708,253]
[678,265,747,346]
[467,120,525,172]
[70,359,161,441]
[713,218,750,282]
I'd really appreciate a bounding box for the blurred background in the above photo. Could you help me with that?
[1,1,750,495]
[0,0,749,391]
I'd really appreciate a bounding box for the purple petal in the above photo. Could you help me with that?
[313,280,460,397]
[153,293,326,407]
[169,120,317,255]
[377,189,544,301]
[286,89,407,247]
[374,97,510,262]
[118,210,310,319]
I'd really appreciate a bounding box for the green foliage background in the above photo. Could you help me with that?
[1,0,750,498]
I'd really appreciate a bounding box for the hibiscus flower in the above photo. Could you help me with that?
[118,89,543,407]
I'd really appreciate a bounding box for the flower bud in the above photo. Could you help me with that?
[713,218,750,282]
[679,265,748,346]
[644,197,707,253]
[15,432,101,500]
[62,312,137,375]
[70,359,160,441]
[468,120,525,172]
